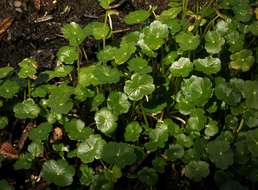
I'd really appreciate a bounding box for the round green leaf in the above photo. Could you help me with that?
[193,56,221,74]
[28,141,44,157]
[44,65,74,80]
[14,99,40,119]
[64,119,93,141]
[205,31,225,54]
[186,109,206,132]
[152,157,167,173]
[107,91,131,115]
[205,119,219,137]
[29,122,52,142]
[57,46,79,65]
[175,32,200,51]
[169,57,193,77]
[18,58,38,78]
[165,144,184,161]
[124,121,142,142]
[230,49,254,72]
[0,67,14,79]
[145,121,169,150]
[84,22,110,40]
[95,108,118,135]
[137,167,158,186]
[127,57,152,74]
[80,165,94,186]
[62,22,87,46]
[102,142,136,168]
[184,161,209,181]
[225,31,244,52]
[41,159,75,186]
[14,153,33,170]
[124,10,150,25]
[0,80,20,99]
[207,139,233,169]
[77,134,106,163]
[124,73,155,101]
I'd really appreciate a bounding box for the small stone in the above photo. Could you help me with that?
[14,0,22,8]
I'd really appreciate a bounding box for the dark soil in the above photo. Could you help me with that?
[0,0,168,69]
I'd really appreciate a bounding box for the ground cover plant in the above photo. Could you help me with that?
[0,0,258,189]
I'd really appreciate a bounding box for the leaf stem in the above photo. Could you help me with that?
[103,11,108,49]
[27,79,31,99]
[236,118,244,134]
[140,103,149,128]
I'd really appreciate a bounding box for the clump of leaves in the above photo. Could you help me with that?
[0,0,257,190]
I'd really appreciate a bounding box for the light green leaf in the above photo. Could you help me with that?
[44,65,73,81]
[230,49,255,72]
[18,58,38,78]
[0,67,14,79]
[57,46,79,65]
[193,57,221,74]
[225,31,244,52]
[124,121,142,142]
[205,119,219,137]
[14,99,40,119]
[175,32,200,51]
[169,57,193,77]
[41,159,75,186]
[185,161,209,181]
[102,142,136,168]
[91,93,105,111]
[62,22,86,46]
[28,141,44,157]
[77,134,106,163]
[107,91,131,115]
[124,73,155,101]
[97,0,115,9]
[158,7,182,21]
[80,165,94,186]
[84,22,110,40]
[95,108,118,135]
[124,10,150,25]
[205,31,225,54]
[186,108,206,132]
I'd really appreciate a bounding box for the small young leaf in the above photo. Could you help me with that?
[95,108,118,135]
[62,22,87,46]
[28,141,44,157]
[57,46,79,65]
[97,0,115,9]
[18,58,38,78]
[124,10,150,25]
[80,165,94,186]
[124,121,142,142]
